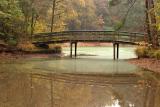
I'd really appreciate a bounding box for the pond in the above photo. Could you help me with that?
[0,46,160,107]
[63,46,137,59]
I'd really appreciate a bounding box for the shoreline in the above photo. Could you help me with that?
[128,58,160,73]
[0,52,63,60]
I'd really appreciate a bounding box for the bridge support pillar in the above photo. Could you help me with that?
[113,43,119,60]
[70,42,78,58]
[113,43,116,60]
[70,42,73,58]
[75,42,77,57]
[117,43,119,59]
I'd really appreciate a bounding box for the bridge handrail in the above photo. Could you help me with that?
[32,30,160,44]
[33,31,146,38]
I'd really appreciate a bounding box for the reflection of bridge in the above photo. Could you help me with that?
[31,72,158,107]
[33,30,146,59]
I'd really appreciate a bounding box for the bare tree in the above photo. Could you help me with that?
[150,0,159,48]
[145,0,159,48]
[51,0,56,32]
[106,0,137,31]
[145,0,152,43]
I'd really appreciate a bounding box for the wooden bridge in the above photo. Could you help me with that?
[32,30,148,59]
[33,30,146,44]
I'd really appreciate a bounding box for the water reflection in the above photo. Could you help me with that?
[28,58,139,74]
[0,59,160,107]
[63,46,137,59]
[105,99,121,107]
[0,70,160,107]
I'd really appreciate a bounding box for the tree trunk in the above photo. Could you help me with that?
[51,0,56,32]
[31,8,34,38]
[149,0,159,48]
[145,0,152,43]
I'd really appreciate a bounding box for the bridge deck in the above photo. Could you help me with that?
[32,31,159,45]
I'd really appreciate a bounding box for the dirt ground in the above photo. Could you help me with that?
[128,58,160,73]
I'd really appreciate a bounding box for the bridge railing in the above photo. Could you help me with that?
[33,31,146,44]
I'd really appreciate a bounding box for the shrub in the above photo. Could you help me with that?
[135,46,160,60]
[153,50,160,60]
[147,49,155,58]
[6,39,17,46]
[17,43,62,54]
[49,44,62,53]
[138,41,150,46]
[35,43,49,49]
[135,46,150,58]
[17,42,36,51]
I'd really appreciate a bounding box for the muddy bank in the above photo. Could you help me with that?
[0,52,62,61]
[128,58,160,73]
[0,42,62,59]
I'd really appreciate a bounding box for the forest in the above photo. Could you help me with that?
[0,0,159,48]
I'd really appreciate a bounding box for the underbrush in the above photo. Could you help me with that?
[153,50,160,60]
[17,42,62,54]
[135,46,160,60]
[17,42,36,51]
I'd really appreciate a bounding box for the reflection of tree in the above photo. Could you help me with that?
[100,85,125,107]
[111,88,125,107]
[30,73,160,107]
[109,0,121,6]
[144,79,160,107]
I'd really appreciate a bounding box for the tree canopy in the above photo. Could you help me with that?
[0,0,159,47]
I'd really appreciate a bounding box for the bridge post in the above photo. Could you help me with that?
[117,43,119,59]
[75,42,78,57]
[70,42,73,58]
[113,43,119,60]
[113,43,116,60]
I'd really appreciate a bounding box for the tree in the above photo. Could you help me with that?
[94,0,145,32]
[66,0,101,30]
[0,0,24,45]
[146,0,159,48]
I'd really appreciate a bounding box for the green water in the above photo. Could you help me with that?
[0,46,160,107]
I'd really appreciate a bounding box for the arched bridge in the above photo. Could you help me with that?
[32,30,150,59]
[33,30,146,45]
